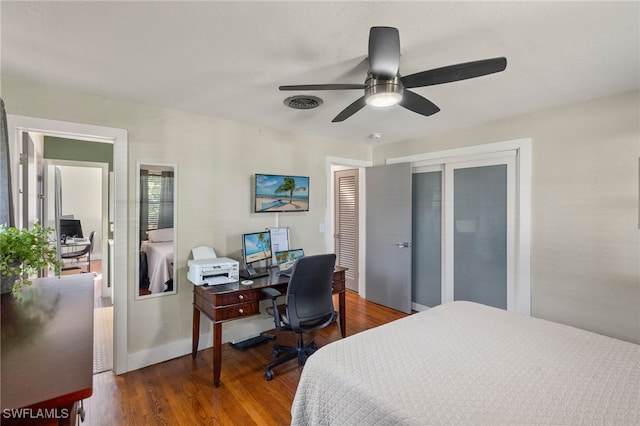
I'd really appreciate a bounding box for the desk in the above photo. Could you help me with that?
[192,266,347,387]
[1,274,94,425]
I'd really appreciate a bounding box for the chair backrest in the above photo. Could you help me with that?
[87,231,95,253]
[285,253,336,332]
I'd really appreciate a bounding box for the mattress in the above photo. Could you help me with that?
[140,240,174,293]
[291,301,640,425]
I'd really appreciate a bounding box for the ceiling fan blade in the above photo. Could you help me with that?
[279,84,365,91]
[368,27,400,79]
[400,90,441,117]
[332,96,367,122]
[401,57,507,88]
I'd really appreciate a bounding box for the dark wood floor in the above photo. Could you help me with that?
[82,291,408,426]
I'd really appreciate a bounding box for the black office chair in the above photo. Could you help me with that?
[261,253,337,381]
[61,231,95,273]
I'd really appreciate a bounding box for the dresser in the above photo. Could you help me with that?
[1,274,94,425]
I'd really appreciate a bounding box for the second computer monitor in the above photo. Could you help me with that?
[275,249,305,272]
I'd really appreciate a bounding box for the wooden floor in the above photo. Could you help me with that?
[82,291,408,426]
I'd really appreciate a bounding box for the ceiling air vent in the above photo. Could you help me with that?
[284,95,323,110]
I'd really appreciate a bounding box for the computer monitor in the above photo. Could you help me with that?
[275,249,305,274]
[241,231,272,278]
[59,219,83,238]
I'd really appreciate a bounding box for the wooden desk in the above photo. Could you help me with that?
[0,274,94,425]
[192,266,347,387]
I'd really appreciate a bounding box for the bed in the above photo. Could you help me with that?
[140,228,174,294]
[291,301,640,425]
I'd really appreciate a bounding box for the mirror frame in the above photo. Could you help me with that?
[135,162,178,300]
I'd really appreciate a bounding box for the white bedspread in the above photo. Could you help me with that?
[291,301,640,425]
[141,240,174,293]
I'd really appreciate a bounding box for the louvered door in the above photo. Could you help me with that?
[334,169,359,292]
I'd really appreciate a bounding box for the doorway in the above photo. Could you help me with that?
[327,157,371,295]
[6,115,128,374]
[47,159,112,373]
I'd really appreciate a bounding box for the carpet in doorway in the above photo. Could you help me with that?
[94,304,113,374]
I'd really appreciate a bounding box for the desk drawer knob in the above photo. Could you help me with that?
[238,295,244,301]
[238,308,244,315]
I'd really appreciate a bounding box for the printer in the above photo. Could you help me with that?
[187,257,239,286]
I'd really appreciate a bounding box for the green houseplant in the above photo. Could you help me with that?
[0,222,61,297]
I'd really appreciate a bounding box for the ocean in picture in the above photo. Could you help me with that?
[255,174,309,212]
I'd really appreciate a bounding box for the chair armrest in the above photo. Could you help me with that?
[261,287,284,328]
[261,287,282,299]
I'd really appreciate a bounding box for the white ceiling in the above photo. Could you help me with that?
[1,1,638,145]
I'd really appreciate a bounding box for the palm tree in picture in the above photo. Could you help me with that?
[275,177,306,205]
[257,232,269,258]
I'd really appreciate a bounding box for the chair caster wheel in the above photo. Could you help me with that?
[272,349,280,357]
[264,369,274,381]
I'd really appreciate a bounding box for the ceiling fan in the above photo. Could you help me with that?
[279,27,507,122]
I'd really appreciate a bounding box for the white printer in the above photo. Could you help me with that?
[187,246,239,286]
[187,257,239,286]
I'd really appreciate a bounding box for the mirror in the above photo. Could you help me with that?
[136,162,177,299]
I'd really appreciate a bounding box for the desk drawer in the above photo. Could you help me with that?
[216,302,260,321]
[217,290,260,306]
[195,293,259,322]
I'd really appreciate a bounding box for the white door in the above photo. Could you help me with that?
[20,132,39,229]
[334,168,359,292]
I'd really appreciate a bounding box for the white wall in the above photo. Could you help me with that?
[374,90,640,344]
[58,165,103,259]
[1,78,371,369]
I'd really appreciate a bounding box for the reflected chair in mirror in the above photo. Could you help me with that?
[61,231,95,273]
[261,253,337,381]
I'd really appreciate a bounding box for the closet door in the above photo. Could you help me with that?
[334,168,359,292]
[443,156,515,309]
[412,167,442,309]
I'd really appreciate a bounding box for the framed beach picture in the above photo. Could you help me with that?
[254,174,309,213]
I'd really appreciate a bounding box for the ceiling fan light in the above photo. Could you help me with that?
[366,92,403,107]
[364,74,404,108]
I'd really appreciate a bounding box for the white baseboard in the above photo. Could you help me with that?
[127,332,213,372]
[126,313,275,372]
[412,302,431,312]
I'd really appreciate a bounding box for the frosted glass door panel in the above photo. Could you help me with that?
[453,165,507,309]
[412,171,442,307]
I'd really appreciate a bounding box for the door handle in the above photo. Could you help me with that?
[396,242,412,248]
